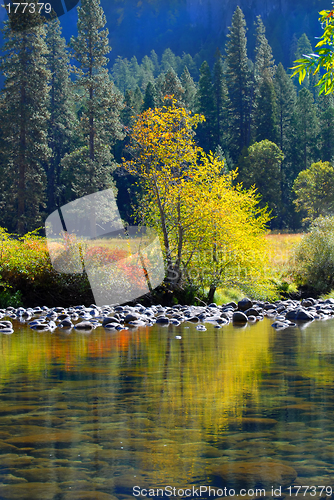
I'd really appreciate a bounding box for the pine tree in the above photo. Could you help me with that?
[213,50,231,152]
[0,2,51,233]
[293,33,318,97]
[318,93,334,163]
[180,66,197,112]
[254,16,276,84]
[252,17,277,144]
[45,15,77,212]
[149,50,160,77]
[132,86,143,114]
[65,0,124,198]
[180,53,197,79]
[253,72,277,143]
[130,56,140,82]
[161,48,177,72]
[139,55,155,89]
[195,61,216,152]
[224,6,252,159]
[274,63,297,153]
[112,56,134,93]
[156,68,185,106]
[273,63,297,226]
[290,88,319,177]
[142,81,157,111]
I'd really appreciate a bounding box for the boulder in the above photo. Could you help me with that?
[285,309,298,320]
[295,309,314,321]
[74,321,94,330]
[155,316,169,324]
[102,317,120,327]
[124,313,140,323]
[232,311,248,324]
[244,307,261,317]
[238,297,253,311]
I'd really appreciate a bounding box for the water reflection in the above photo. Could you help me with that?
[0,319,334,499]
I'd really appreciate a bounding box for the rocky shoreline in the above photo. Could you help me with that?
[0,296,334,334]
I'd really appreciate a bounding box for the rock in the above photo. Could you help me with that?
[0,482,61,500]
[0,321,13,328]
[233,311,248,324]
[6,431,93,446]
[196,324,207,331]
[0,328,14,334]
[225,301,237,309]
[74,321,94,330]
[103,323,118,329]
[229,417,278,430]
[30,324,51,331]
[102,317,120,327]
[58,318,73,328]
[57,313,71,321]
[200,445,223,458]
[115,324,127,331]
[238,297,253,311]
[301,298,315,307]
[247,315,257,323]
[124,313,140,323]
[155,316,169,324]
[296,309,314,321]
[186,316,199,322]
[285,309,298,320]
[244,307,261,317]
[0,473,28,484]
[61,492,118,500]
[211,461,297,488]
[271,321,290,330]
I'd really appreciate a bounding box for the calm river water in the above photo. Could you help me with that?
[0,318,334,500]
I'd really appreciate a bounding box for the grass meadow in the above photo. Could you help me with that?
[0,229,306,307]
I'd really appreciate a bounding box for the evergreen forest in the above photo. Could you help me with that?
[0,0,332,235]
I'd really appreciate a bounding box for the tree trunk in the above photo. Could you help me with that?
[207,284,216,304]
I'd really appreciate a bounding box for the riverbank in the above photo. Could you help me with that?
[1,295,333,334]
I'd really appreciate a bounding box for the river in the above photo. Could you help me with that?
[0,317,333,500]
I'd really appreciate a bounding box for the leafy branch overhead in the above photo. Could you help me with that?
[291,7,334,94]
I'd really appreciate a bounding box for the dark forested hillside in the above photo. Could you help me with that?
[0,0,328,68]
[81,0,327,67]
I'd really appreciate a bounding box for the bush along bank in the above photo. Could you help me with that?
[0,296,333,334]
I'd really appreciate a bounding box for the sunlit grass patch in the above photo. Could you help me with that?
[213,287,244,305]
[265,233,303,273]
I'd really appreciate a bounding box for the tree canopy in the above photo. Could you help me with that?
[293,161,334,222]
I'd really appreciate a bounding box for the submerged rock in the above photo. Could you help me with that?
[211,461,297,488]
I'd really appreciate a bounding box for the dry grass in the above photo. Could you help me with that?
[265,233,303,275]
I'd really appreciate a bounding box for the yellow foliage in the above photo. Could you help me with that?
[123,98,275,298]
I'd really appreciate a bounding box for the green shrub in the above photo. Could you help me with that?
[292,216,334,294]
[0,289,23,308]
[0,227,94,307]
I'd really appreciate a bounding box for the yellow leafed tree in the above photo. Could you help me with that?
[123,98,275,301]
